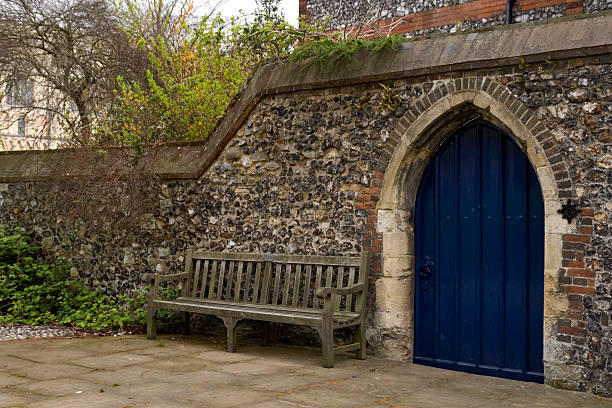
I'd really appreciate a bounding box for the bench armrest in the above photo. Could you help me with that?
[315,284,365,299]
[148,272,190,302]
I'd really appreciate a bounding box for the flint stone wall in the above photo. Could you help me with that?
[0,14,611,397]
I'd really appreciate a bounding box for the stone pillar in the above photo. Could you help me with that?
[374,207,414,360]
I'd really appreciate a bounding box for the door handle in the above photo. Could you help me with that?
[419,257,434,279]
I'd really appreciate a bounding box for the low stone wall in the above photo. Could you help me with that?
[0,14,611,396]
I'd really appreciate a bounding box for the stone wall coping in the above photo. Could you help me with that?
[0,143,208,183]
[1,12,611,183]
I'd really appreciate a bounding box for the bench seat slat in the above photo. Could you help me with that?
[217,261,226,300]
[192,260,202,297]
[303,265,312,308]
[262,262,273,304]
[272,263,282,305]
[234,261,244,302]
[192,252,268,262]
[326,265,333,289]
[154,298,360,325]
[292,264,301,307]
[253,262,262,304]
[267,254,361,267]
[313,265,323,308]
[243,262,253,302]
[346,266,355,310]
[208,260,218,299]
[226,261,235,300]
[335,266,344,311]
[283,264,291,306]
[192,252,361,267]
[174,297,359,316]
[200,260,209,298]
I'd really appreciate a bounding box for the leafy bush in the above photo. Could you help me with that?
[110,13,252,148]
[290,35,407,65]
[0,228,178,330]
[0,229,37,264]
[107,0,310,149]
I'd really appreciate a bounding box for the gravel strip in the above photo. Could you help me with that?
[0,323,146,342]
[0,324,84,341]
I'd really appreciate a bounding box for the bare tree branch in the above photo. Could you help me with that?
[0,0,146,147]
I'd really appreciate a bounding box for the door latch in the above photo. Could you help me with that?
[418,256,434,290]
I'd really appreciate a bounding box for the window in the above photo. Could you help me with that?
[17,115,25,136]
[5,83,11,105]
[5,80,32,107]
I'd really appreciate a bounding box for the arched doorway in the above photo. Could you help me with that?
[414,119,544,383]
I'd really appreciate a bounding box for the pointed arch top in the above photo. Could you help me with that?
[378,77,565,211]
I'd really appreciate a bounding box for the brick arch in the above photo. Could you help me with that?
[379,77,571,205]
[371,77,576,382]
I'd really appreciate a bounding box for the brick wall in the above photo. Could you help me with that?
[558,209,596,345]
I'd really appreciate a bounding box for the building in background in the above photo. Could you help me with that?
[1,78,65,151]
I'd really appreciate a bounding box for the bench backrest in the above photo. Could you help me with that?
[182,251,370,314]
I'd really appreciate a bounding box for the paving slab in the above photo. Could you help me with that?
[138,354,214,373]
[0,393,34,408]
[7,346,93,364]
[180,384,275,407]
[0,334,611,408]
[13,377,105,398]
[71,351,156,369]
[161,369,239,387]
[190,349,259,364]
[24,392,142,408]
[73,365,173,387]
[1,360,92,381]
[0,372,33,388]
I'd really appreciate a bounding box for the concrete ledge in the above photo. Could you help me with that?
[1,12,611,182]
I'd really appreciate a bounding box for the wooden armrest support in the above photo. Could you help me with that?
[315,284,365,299]
[149,272,190,302]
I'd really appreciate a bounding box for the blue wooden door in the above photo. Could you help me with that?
[414,119,544,383]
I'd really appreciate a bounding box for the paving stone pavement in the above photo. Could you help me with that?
[1,334,611,408]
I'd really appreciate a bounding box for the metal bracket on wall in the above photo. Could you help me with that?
[558,200,582,224]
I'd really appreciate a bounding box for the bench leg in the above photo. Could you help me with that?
[221,317,239,353]
[320,324,335,368]
[262,322,270,346]
[146,307,157,340]
[182,312,191,335]
[355,323,366,360]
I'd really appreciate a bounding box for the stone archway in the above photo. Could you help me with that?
[374,78,572,382]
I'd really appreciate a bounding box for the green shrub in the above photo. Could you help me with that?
[289,35,407,65]
[0,228,179,330]
[0,228,37,264]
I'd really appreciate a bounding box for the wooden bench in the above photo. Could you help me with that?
[147,251,370,367]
